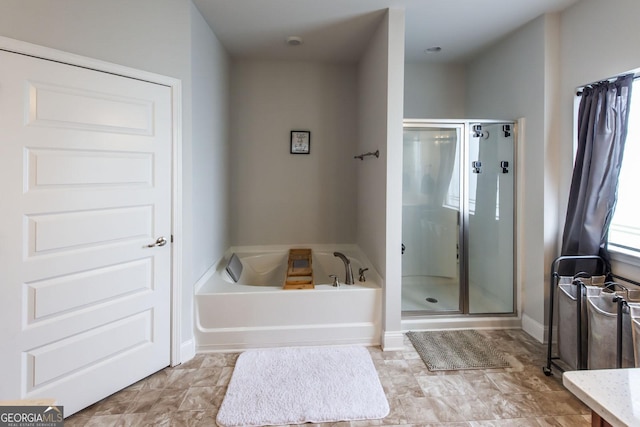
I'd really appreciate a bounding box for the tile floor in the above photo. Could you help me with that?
[65,330,590,426]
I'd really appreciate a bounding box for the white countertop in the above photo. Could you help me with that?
[563,368,640,427]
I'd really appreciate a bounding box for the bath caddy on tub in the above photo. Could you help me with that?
[284,248,314,289]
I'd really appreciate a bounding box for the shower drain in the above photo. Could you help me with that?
[425,297,438,303]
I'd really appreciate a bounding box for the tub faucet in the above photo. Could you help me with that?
[333,252,354,285]
[358,267,369,282]
[329,274,339,287]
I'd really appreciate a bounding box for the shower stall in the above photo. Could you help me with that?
[402,120,516,316]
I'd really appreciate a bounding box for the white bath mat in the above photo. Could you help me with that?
[216,345,389,427]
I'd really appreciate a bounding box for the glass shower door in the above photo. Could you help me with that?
[467,122,514,314]
[402,125,462,313]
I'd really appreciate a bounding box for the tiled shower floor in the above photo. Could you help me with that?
[402,277,510,314]
[66,330,590,426]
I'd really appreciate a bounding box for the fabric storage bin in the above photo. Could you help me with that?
[556,275,605,370]
[630,304,640,367]
[587,289,635,369]
[621,287,640,303]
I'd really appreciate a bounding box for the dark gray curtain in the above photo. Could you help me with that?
[560,75,634,274]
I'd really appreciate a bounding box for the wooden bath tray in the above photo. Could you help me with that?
[284,248,314,289]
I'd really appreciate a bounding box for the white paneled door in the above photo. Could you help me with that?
[0,50,172,415]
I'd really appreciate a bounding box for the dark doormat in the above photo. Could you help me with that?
[407,329,510,371]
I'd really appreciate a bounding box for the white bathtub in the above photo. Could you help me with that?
[194,244,382,351]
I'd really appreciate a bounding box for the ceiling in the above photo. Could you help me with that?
[193,0,579,64]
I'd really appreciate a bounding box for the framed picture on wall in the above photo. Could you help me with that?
[290,130,310,154]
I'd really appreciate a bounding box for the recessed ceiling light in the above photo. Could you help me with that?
[424,46,442,53]
[286,36,303,46]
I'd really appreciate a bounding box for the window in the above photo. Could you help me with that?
[609,78,640,253]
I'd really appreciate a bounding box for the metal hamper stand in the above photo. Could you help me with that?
[543,255,608,376]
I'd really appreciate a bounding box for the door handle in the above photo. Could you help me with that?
[146,236,167,248]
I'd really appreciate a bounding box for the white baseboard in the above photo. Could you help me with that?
[381,331,405,351]
[521,313,546,343]
[179,339,196,365]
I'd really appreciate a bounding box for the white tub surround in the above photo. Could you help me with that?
[563,368,640,427]
[194,245,382,352]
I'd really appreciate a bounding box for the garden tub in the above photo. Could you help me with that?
[194,244,382,351]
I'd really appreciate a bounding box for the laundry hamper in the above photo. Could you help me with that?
[586,288,635,369]
[556,276,604,370]
[630,304,640,367]
[544,255,609,376]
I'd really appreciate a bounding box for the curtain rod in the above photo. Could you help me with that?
[576,74,639,96]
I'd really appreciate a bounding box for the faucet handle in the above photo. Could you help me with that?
[358,267,369,282]
[329,274,339,287]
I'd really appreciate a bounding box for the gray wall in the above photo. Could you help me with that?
[229,60,357,245]
[357,9,405,349]
[0,0,231,355]
[0,0,190,78]
[189,3,231,340]
[404,63,466,119]
[465,14,557,339]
